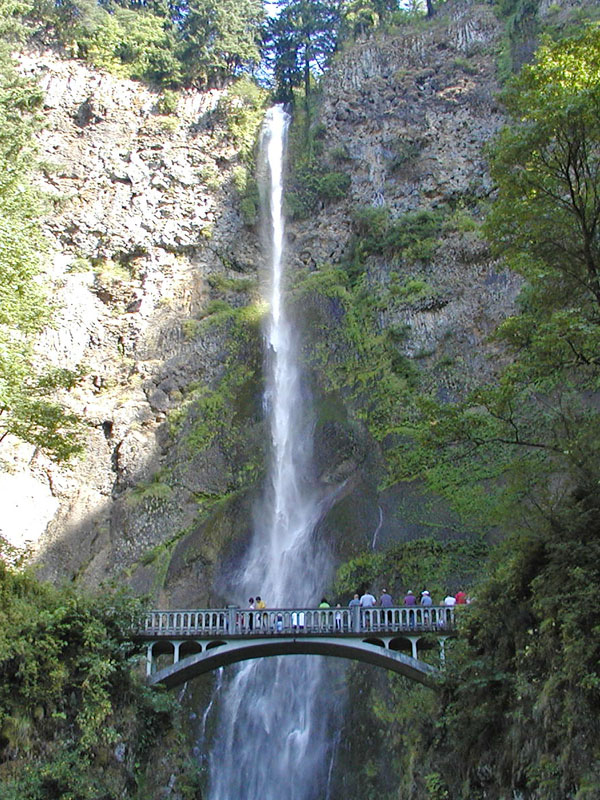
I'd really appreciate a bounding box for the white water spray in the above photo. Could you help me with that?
[207,105,339,800]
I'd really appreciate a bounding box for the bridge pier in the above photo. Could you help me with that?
[146,639,186,676]
[406,636,421,660]
[439,636,449,665]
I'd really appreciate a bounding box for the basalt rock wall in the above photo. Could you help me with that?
[5,51,262,600]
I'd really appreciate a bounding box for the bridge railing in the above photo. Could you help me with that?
[142,606,456,637]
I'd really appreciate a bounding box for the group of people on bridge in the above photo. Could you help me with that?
[345,588,470,608]
[244,588,470,621]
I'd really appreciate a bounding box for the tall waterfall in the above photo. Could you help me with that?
[207,106,339,800]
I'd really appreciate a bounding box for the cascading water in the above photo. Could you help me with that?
[207,106,341,799]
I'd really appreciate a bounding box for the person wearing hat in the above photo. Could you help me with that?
[420,590,433,628]
[403,590,416,606]
[379,589,393,608]
[380,588,393,627]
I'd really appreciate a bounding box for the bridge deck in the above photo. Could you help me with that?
[142,605,455,639]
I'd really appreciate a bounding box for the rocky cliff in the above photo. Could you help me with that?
[4,52,263,599]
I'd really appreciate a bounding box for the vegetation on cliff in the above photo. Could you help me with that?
[326,21,600,800]
[0,23,81,462]
[2,1,600,798]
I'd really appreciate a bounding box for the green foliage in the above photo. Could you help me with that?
[156,89,179,114]
[334,537,487,601]
[285,107,351,218]
[430,481,600,798]
[178,0,263,87]
[293,265,422,451]
[127,472,173,506]
[389,28,600,525]
[264,0,340,102]
[28,0,264,88]
[0,553,177,798]
[486,26,600,312]
[286,160,351,218]
[169,299,265,496]
[339,0,380,39]
[350,205,443,266]
[0,44,82,461]
[215,77,268,162]
[31,0,182,84]
[352,25,600,800]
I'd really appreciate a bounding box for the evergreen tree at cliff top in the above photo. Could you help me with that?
[264,0,341,101]
[178,0,264,86]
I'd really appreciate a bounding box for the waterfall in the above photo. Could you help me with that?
[207,105,339,800]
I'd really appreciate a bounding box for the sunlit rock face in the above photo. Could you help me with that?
[7,51,261,589]
[7,4,515,589]
[294,0,520,376]
[276,1,521,556]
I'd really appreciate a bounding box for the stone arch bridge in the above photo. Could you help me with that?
[140,606,457,689]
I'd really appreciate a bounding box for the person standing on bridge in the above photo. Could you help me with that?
[359,590,376,607]
[247,597,255,631]
[404,589,416,628]
[348,593,360,631]
[403,590,416,606]
[256,596,266,629]
[335,604,342,631]
[455,589,467,605]
[421,590,433,627]
[380,588,393,626]
[380,589,393,607]
[359,589,376,630]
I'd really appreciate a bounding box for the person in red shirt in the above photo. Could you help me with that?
[455,590,467,605]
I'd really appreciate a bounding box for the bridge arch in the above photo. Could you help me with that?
[147,637,441,689]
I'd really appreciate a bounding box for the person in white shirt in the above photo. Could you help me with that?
[359,591,376,607]
[444,594,456,606]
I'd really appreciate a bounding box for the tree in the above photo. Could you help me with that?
[388,28,600,526]
[0,44,82,461]
[264,0,341,102]
[178,0,263,86]
[487,27,600,312]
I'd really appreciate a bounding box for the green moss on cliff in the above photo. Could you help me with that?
[169,298,266,497]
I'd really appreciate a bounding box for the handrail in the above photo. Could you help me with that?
[141,606,456,637]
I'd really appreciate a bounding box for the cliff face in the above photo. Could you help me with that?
[2,1,550,597]
[298,1,516,367]
[281,1,521,556]
[4,52,262,598]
